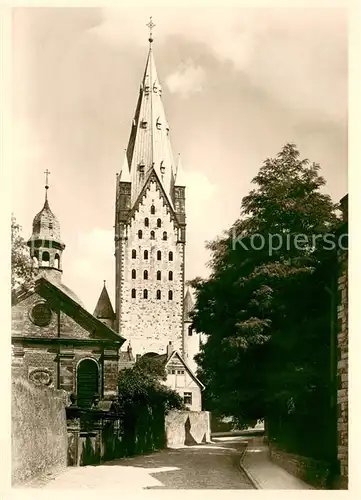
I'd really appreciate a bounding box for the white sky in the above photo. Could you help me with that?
[11,4,347,312]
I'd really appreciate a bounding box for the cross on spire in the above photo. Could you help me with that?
[44,169,50,201]
[146,16,156,44]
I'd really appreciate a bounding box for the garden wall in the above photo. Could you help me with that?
[165,410,211,447]
[12,377,68,485]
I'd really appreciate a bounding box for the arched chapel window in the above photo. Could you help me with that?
[77,359,99,409]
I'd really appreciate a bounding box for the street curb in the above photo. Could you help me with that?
[238,443,262,490]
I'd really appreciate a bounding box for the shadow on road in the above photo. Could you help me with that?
[101,441,254,489]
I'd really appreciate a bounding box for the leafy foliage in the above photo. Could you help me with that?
[114,355,186,456]
[191,144,342,460]
[11,215,35,299]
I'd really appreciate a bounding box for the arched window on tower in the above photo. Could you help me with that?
[138,230,143,239]
[156,290,161,300]
[163,231,167,241]
[157,218,161,228]
[143,270,148,280]
[143,289,148,299]
[144,217,149,227]
[42,251,50,267]
[144,250,149,260]
[132,269,136,279]
[54,254,60,269]
[188,325,193,336]
[157,251,161,261]
[168,271,173,281]
[168,290,173,300]
[169,251,173,261]
[131,289,136,298]
[151,205,155,215]
[150,230,155,240]
[157,271,161,280]
[132,249,136,259]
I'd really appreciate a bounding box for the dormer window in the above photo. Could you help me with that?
[160,161,165,175]
[141,120,147,129]
[138,163,145,173]
[156,117,161,130]
[153,83,158,94]
[144,85,150,95]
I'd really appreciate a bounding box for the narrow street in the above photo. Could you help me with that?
[36,440,254,490]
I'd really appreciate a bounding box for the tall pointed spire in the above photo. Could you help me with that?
[126,20,176,205]
[119,149,131,182]
[175,154,186,187]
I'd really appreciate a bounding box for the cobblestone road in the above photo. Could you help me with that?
[38,440,254,490]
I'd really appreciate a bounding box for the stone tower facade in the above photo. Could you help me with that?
[115,39,186,356]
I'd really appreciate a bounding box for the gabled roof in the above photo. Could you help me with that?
[155,350,204,390]
[127,166,182,227]
[30,277,124,344]
[93,282,115,320]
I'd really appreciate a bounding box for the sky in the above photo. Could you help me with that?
[11,4,348,312]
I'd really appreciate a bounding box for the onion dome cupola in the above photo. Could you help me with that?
[27,170,65,275]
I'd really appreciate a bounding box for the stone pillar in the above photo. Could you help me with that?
[58,349,75,393]
[102,349,119,399]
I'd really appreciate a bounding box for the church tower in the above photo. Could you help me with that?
[115,23,186,356]
[27,170,66,282]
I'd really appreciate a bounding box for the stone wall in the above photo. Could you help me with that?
[165,410,211,448]
[337,198,348,489]
[12,377,68,485]
[269,444,333,489]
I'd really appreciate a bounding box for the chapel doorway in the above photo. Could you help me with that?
[77,359,99,408]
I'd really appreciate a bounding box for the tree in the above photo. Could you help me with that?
[191,144,341,460]
[11,215,35,299]
[115,356,185,456]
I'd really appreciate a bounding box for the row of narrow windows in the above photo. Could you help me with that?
[131,289,173,300]
[138,230,168,240]
[132,270,173,280]
[144,217,161,227]
[132,250,173,261]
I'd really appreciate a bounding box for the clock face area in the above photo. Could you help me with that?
[30,302,53,327]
